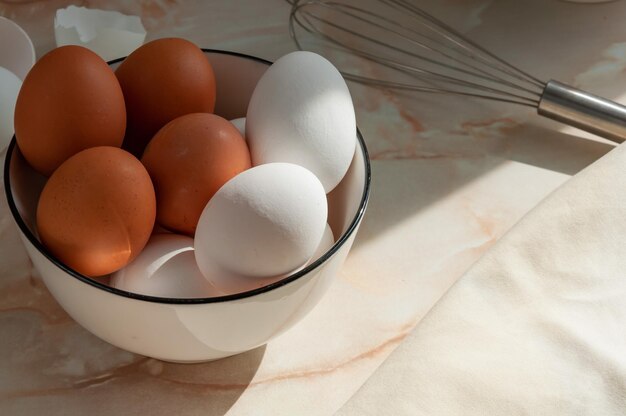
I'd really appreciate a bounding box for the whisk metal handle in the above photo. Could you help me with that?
[538,80,626,144]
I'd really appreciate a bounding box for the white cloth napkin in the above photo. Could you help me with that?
[338,143,626,415]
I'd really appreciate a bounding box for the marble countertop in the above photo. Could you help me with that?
[1,0,625,415]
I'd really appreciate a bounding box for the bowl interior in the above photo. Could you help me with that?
[5,49,370,302]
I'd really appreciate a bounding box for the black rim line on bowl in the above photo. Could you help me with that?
[3,48,372,305]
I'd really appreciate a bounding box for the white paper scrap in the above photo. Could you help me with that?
[54,6,146,62]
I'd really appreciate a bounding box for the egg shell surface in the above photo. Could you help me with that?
[36,146,156,277]
[115,38,216,157]
[111,234,220,298]
[54,6,147,62]
[14,45,126,176]
[194,162,328,286]
[246,51,356,193]
[142,113,251,235]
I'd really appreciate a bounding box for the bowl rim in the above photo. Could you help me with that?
[4,48,371,305]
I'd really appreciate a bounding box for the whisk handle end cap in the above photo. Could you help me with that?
[538,80,626,144]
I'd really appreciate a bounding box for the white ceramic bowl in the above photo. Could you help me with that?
[4,50,370,362]
[0,16,36,80]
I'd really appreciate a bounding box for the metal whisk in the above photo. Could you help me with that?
[288,0,626,143]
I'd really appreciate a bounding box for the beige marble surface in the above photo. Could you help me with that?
[0,0,625,415]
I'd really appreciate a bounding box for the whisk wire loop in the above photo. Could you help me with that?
[387,0,546,88]
[288,0,626,143]
[289,0,545,106]
[310,3,542,97]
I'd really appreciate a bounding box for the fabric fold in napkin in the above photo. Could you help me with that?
[338,143,626,415]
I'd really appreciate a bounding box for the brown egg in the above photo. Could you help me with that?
[115,38,217,157]
[37,147,156,277]
[15,46,126,176]
[142,113,251,235]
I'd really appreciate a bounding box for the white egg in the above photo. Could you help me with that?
[111,234,220,298]
[246,51,356,193]
[194,163,328,292]
[0,67,21,150]
[229,117,246,138]
[199,223,334,294]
